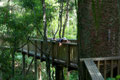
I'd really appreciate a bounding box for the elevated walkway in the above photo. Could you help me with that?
[0,38,120,80]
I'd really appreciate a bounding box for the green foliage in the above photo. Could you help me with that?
[106,75,120,80]
[0,49,11,80]
[69,71,78,80]
[116,75,120,80]
[0,0,77,79]
[107,78,116,80]
[21,0,35,9]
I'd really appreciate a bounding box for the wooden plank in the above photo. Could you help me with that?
[26,58,34,75]
[104,60,106,80]
[27,43,29,55]
[67,45,70,69]
[34,41,38,80]
[40,41,43,60]
[52,42,55,65]
[55,66,64,80]
[84,59,104,80]
[110,60,113,78]
[22,53,25,77]
[97,61,100,70]
[117,60,120,75]
[80,56,120,61]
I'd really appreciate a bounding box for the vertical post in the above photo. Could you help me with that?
[104,60,106,80]
[27,42,29,55]
[55,66,64,80]
[67,45,70,70]
[67,45,70,80]
[12,49,15,79]
[40,41,43,61]
[111,60,113,78]
[117,60,120,75]
[52,42,54,64]
[34,40,38,80]
[22,53,25,77]
[67,71,70,80]
[97,61,100,70]
[38,63,42,80]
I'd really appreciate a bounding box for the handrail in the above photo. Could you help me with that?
[81,57,120,80]
[84,59,104,80]
[80,56,120,61]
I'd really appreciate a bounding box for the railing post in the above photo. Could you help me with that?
[34,40,38,80]
[22,52,25,77]
[52,42,54,64]
[97,61,100,70]
[40,41,43,61]
[27,41,29,56]
[38,63,42,80]
[117,60,120,75]
[55,65,64,80]
[104,60,106,80]
[67,45,70,70]
[110,60,113,78]
[12,48,15,79]
[67,45,70,80]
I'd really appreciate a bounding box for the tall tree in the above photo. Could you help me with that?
[59,0,63,38]
[117,0,120,56]
[42,0,51,80]
[62,0,69,38]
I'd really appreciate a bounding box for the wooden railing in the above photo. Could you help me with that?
[0,37,120,80]
[22,38,78,65]
[82,59,104,80]
[81,57,120,80]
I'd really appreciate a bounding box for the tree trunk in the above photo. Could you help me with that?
[117,0,120,56]
[59,0,63,38]
[77,0,87,79]
[42,0,47,40]
[42,0,51,80]
[12,49,15,79]
[55,66,64,80]
[38,63,42,80]
[62,0,69,38]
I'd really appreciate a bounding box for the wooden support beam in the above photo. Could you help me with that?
[67,71,70,80]
[40,41,43,61]
[34,41,38,80]
[52,42,54,64]
[22,53,26,77]
[12,49,15,79]
[97,61,100,70]
[38,63,42,80]
[110,60,113,78]
[27,42,29,56]
[67,45,70,71]
[117,60,120,75]
[26,58,34,75]
[104,60,106,80]
[55,66,64,80]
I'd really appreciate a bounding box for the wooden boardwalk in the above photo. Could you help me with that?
[1,38,120,80]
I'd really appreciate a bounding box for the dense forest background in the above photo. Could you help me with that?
[1,0,120,80]
[0,0,78,80]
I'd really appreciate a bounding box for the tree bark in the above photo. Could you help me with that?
[38,64,42,80]
[77,0,85,80]
[55,66,64,80]
[62,0,69,38]
[117,0,120,56]
[42,0,51,80]
[42,0,47,40]
[59,0,63,38]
